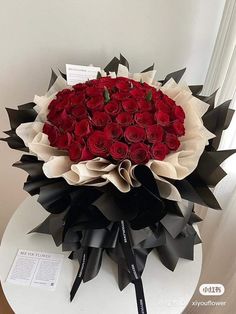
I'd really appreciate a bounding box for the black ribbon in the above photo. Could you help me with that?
[119,220,147,314]
[70,248,89,302]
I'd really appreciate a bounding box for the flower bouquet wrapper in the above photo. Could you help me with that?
[2,55,235,314]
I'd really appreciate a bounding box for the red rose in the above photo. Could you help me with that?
[152,89,163,101]
[112,92,130,101]
[104,100,121,116]
[116,112,133,127]
[55,132,73,150]
[129,143,150,164]
[115,78,130,90]
[97,77,115,89]
[87,131,111,157]
[47,107,62,126]
[135,112,154,127]
[146,125,164,143]
[68,140,83,162]
[124,126,146,143]
[162,94,176,108]
[58,109,74,131]
[86,87,103,97]
[110,141,129,160]
[73,83,87,91]
[75,119,93,138]
[130,88,145,99]
[56,89,71,99]
[122,99,138,113]
[43,123,59,146]
[104,123,123,140]
[174,106,185,122]
[151,142,169,160]
[71,105,88,120]
[69,93,86,106]
[155,111,170,126]
[87,95,104,111]
[48,98,67,111]
[68,138,93,162]
[155,99,171,113]
[165,133,180,150]
[92,111,111,128]
[80,146,95,161]
[137,99,152,112]
[172,120,185,136]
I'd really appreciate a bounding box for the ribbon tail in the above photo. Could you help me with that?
[119,220,148,314]
[70,248,89,302]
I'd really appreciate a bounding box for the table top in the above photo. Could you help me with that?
[0,196,202,314]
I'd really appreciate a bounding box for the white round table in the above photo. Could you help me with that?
[0,196,202,314]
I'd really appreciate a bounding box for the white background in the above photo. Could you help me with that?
[0,0,225,238]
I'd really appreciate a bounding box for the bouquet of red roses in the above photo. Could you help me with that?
[43,76,185,164]
[2,55,235,314]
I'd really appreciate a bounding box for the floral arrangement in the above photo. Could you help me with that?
[2,55,235,314]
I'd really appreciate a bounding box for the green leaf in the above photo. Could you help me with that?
[97,71,102,79]
[146,90,152,102]
[104,87,110,103]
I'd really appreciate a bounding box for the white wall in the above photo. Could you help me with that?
[0,0,225,238]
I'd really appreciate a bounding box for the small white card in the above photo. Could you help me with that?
[6,249,64,291]
[66,64,101,85]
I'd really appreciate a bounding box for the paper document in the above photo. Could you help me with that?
[66,64,101,85]
[6,249,64,291]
